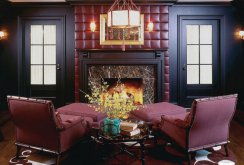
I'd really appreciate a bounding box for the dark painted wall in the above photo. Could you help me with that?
[0,3,75,110]
[169,4,244,108]
[232,0,244,111]
[0,1,18,110]
[0,2,243,110]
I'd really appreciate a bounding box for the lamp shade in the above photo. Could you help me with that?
[108,10,140,28]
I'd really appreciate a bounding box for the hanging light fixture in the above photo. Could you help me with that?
[107,0,140,28]
[107,0,141,50]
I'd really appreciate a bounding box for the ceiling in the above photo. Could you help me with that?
[8,0,65,2]
[8,0,233,2]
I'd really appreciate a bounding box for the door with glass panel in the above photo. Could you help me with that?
[23,19,64,106]
[180,19,220,106]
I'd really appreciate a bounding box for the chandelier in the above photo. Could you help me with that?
[107,0,141,50]
[107,0,140,28]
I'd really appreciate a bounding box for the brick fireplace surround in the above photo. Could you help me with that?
[74,5,170,102]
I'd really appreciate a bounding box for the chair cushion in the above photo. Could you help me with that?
[161,112,190,128]
[57,103,107,122]
[130,102,186,122]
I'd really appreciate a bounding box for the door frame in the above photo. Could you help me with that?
[177,15,226,106]
[17,16,65,106]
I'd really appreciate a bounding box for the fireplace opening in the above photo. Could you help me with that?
[102,78,143,105]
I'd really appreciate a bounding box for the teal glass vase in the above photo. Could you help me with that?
[103,118,121,136]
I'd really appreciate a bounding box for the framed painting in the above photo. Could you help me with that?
[100,14,144,45]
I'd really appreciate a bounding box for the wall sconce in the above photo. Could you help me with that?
[239,30,244,40]
[90,22,96,32]
[0,31,6,39]
[147,22,154,32]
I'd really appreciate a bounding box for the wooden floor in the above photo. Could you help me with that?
[0,120,244,165]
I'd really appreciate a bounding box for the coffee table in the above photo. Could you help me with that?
[91,120,153,165]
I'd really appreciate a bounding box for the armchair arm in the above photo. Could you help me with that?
[161,112,191,129]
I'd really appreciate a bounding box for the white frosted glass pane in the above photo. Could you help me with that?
[31,65,43,85]
[44,46,56,64]
[187,45,199,64]
[187,25,199,44]
[129,10,140,26]
[31,25,43,44]
[200,25,212,44]
[187,65,199,84]
[200,45,212,64]
[44,25,56,44]
[112,10,128,26]
[200,65,212,84]
[31,46,43,64]
[44,65,56,85]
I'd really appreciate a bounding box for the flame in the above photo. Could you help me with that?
[101,79,143,105]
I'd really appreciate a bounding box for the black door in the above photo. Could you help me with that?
[179,19,220,107]
[21,18,64,106]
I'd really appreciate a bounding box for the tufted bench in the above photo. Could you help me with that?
[57,103,107,128]
[130,102,186,128]
[57,102,186,130]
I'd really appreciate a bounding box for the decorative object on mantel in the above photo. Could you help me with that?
[82,78,139,136]
[100,0,144,51]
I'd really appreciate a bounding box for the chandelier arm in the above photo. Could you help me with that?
[108,0,140,12]
[122,0,126,10]
[130,0,139,10]
[108,0,120,12]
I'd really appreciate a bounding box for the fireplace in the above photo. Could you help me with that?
[79,51,165,104]
[102,78,143,105]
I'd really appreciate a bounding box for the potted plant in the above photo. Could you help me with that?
[83,79,139,136]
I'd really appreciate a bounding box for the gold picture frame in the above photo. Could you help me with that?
[100,14,144,45]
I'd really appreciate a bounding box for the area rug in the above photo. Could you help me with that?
[9,141,236,165]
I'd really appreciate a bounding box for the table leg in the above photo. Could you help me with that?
[140,140,145,165]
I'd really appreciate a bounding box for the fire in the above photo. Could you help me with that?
[101,78,143,105]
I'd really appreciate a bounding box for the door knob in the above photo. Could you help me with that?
[57,64,61,70]
[182,64,186,70]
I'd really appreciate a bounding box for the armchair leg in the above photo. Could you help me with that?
[153,133,158,146]
[16,145,21,159]
[56,154,61,165]
[187,152,191,165]
[224,144,229,157]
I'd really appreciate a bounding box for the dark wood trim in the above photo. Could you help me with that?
[67,0,176,4]
[8,2,70,7]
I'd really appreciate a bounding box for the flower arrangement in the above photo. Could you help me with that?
[83,79,139,119]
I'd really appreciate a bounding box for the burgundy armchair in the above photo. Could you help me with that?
[7,96,88,165]
[159,94,238,165]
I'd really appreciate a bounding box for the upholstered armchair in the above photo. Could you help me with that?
[159,94,238,165]
[7,96,88,165]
